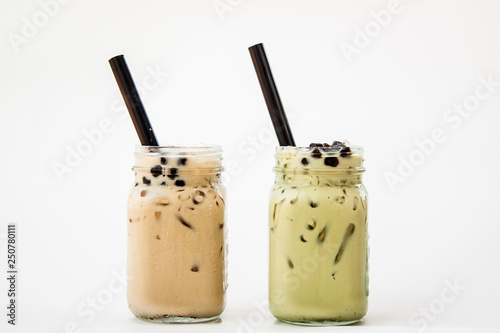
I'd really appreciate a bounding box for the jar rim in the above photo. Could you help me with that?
[135,145,222,156]
[275,145,363,155]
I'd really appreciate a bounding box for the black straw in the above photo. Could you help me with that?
[248,43,295,146]
[109,55,159,146]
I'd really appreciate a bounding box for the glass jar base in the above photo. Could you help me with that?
[278,318,362,327]
[137,314,220,324]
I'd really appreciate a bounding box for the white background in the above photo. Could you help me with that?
[1,0,499,332]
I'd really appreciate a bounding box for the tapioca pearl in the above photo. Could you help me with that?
[311,148,322,158]
[206,190,217,199]
[160,181,167,186]
[301,158,309,166]
[331,141,346,147]
[272,198,285,228]
[324,157,339,167]
[191,265,199,272]
[161,157,168,165]
[353,197,359,211]
[151,165,162,177]
[142,177,151,185]
[177,158,187,166]
[336,196,346,204]
[140,190,147,197]
[310,201,318,208]
[192,190,205,205]
[177,214,193,229]
[175,179,185,187]
[157,199,170,206]
[340,147,351,158]
[167,167,178,180]
[307,218,317,230]
[178,192,191,201]
[317,226,327,243]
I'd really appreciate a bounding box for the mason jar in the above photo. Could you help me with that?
[268,144,368,326]
[127,145,227,323]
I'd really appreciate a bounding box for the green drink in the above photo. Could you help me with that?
[269,143,368,326]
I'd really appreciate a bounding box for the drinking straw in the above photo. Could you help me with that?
[109,55,159,146]
[248,43,296,146]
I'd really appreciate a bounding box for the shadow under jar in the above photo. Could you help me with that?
[269,146,368,326]
[127,145,227,323]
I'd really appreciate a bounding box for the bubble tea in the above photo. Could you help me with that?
[269,142,368,326]
[127,146,227,323]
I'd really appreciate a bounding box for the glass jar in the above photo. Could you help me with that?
[127,145,227,323]
[268,145,368,326]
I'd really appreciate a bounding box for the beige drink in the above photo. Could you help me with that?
[269,143,368,325]
[127,146,227,323]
